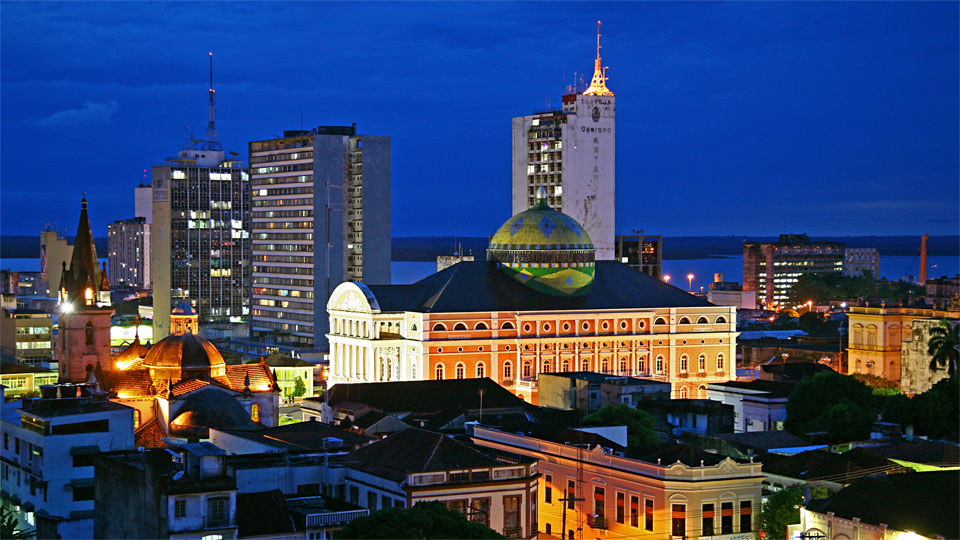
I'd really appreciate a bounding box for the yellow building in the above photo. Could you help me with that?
[260,353,315,400]
[846,304,958,393]
[0,364,59,398]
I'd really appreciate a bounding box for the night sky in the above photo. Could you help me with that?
[2,2,957,239]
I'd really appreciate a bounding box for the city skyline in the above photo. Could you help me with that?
[2,2,958,239]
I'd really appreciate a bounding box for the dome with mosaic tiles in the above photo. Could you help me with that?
[487,188,595,296]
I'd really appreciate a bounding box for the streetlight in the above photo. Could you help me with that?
[663,274,671,283]
[687,273,694,291]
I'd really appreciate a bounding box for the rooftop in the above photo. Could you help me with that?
[217,421,375,452]
[321,378,526,415]
[758,447,906,483]
[709,380,795,399]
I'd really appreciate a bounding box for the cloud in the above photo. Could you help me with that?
[33,100,118,127]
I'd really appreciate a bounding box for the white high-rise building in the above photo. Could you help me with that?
[512,23,616,260]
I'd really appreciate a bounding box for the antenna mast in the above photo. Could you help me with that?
[206,52,222,150]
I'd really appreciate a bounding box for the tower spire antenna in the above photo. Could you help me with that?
[206,51,222,150]
[583,20,614,97]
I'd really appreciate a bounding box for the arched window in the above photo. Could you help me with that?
[654,317,667,326]
[559,359,569,372]
[716,353,725,372]
[637,356,646,373]
[410,324,418,332]
[866,325,878,346]
[84,287,94,306]
[698,354,706,372]
[503,361,512,380]
[455,363,465,379]
[251,403,261,423]
[698,385,708,399]
[678,317,691,325]
[476,362,485,378]
[715,316,727,324]
[887,325,901,348]
[656,355,664,373]
[85,322,94,345]
[697,316,708,324]
[600,359,609,373]
[133,409,141,430]
[542,361,551,374]
[582,359,590,371]
[679,386,688,399]
[501,321,515,330]
[432,323,447,332]
[453,322,468,331]
[522,361,531,378]
[475,322,489,330]
[679,354,688,373]
[435,364,445,380]
[619,359,626,374]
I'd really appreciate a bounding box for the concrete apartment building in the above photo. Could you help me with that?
[615,234,662,278]
[0,384,136,539]
[843,247,879,278]
[512,26,616,260]
[743,234,845,309]
[108,216,151,289]
[40,229,74,296]
[248,125,390,353]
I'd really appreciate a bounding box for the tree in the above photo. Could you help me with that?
[927,319,959,377]
[583,404,658,447]
[0,508,34,540]
[759,486,831,540]
[884,378,959,441]
[785,371,875,443]
[334,501,505,539]
[292,375,307,398]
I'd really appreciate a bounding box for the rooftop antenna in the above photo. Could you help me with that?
[206,52,222,151]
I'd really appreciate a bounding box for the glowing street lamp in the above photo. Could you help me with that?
[687,273,694,291]
[663,274,671,283]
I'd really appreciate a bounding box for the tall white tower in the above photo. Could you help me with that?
[512,21,616,260]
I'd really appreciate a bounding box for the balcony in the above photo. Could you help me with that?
[590,516,608,529]
[305,509,370,528]
[848,343,900,352]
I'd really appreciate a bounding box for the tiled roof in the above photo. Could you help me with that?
[492,419,624,451]
[106,368,156,397]
[169,379,213,397]
[135,418,167,448]
[219,422,375,452]
[222,363,275,392]
[807,471,959,539]
[0,363,55,375]
[337,427,504,482]
[364,261,714,313]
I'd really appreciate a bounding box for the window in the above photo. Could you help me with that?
[679,386,688,399]
[645,499,654,531]
[476,362,485,378]
[367,492,378,510]
[522,361,531,378]
[630,495,639,527]
[637,356,646,373]
[471,497,490,526]
[435,364,444,380]
[504,495,521,535]
[349,486,359,504]
[542,361,551,374]
[133,409,141,430]
[73,486,95,501]
[175,499,186,518]
[616,492,625,524]
[561,359,570,372]
[3,433,7,450]
[716,316,727,323]
[453,322,468,331]
[672,504,685,537]
[432,323,446,331]
[251,403,261,423]
[740,500,752,532]
[208,497,229,528]
[619,359,626,374]
[717,353,725,371]
[656,355,664,373]
[699,385,708,399]
[503,361,512,380]
[678,317,691,324]
[501,321,514,330]
[702,503,714,536]
[654,317,666,325]
[582,359,589,371]
[600,359,608,373]
[697,316,708,324]
[594,487,605,519]
[85,322,94,345]
[567,481,576,510]
[475,322,489,330]
[455,363,465,379]
[721,501,734,534]
[679,354,688,372]
[545,475,552,503]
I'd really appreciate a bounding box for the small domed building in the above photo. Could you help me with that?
[324,194,738,403]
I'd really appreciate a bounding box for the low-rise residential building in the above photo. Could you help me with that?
[259,353,316,400]
[844,247,879,278]
[637,399,735,441]
[209,422,374,456]
[0,364,58,399]
[236,490,368,540]
[0,383,136,539]
[798,471,958,540]
[332,427,539,539]
[95,441,238,540]
[707,380,793,433]
[925,275,959,308]
[472,424,763,540]
[538,372,671,412]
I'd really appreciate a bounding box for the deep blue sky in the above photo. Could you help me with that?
[2,2,957,239]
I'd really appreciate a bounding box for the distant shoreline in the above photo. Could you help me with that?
[2,234,956,261]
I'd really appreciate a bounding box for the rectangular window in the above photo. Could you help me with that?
[449,499,468,515]
[630,495,639,527]
[672,504,686,537]
[207,497,228,528]
[645,499,654,531]
[504,495,521,536]
[721,501,734,534]
[616,492,625,524]
[175,499,186,518]
[367,492,378,510]
[702,503,715,536]
[567,480,576,509]
[73,486,95,501]
[3,433,7,450]
[545,474,552,503]
[740,500,752,533]
[349,485,359,505]
[72,454,95,468]
[471,497,491,527]
[594,486,605,519]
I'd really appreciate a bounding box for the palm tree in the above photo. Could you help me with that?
[927,318,959,376]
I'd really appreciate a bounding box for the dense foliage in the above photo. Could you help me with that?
[927,319,959,377]
[292,375,307,398]
[583,404,658,447]
[852,373,901,397]
[0,508,34,540]
[883,377,959,441]
[759,486,832,540]
[785,371,875,443]
[786,273,924,305]
[334,501,505,539]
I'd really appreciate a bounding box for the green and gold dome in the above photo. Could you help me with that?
[487,188,595,296]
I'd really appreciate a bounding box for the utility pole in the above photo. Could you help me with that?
[559,489,584,540]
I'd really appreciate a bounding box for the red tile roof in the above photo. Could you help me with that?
[169,379,212,397]
[106,368,156,398]
[223,363,276,392]
[135,417,167,448]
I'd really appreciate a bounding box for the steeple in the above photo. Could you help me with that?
[206,51,223,151]
[583,20,614,97]
[61,196,109,307]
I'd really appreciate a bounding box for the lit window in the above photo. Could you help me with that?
[251,403,261,423]
[133,410,140,430]
[84,287,94,306]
